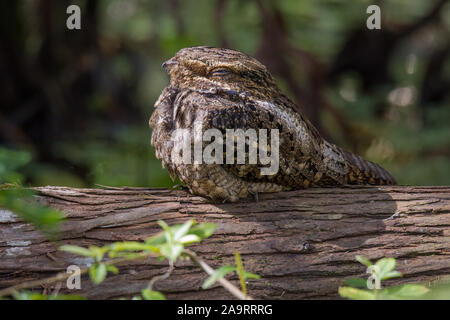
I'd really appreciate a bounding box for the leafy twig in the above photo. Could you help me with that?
[0,252,153,297]
[183,249,253,300]
[1,220,255,301]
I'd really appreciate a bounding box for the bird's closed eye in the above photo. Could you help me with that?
[210,68,231,77]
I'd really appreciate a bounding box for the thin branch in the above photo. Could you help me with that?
[148,260,174,291]
[183,249,253,300]
[0,252,154,297]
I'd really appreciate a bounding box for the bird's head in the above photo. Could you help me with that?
[162,46,280,100]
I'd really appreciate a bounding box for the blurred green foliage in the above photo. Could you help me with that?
[0,0,449,188]
[339,255,450,300]
[0,148,64,236]
[0,148,31,184]
[9,291,86,300]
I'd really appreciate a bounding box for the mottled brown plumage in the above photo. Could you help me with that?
[150,46,396,202]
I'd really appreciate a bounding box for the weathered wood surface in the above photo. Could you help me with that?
[0,186,449,299]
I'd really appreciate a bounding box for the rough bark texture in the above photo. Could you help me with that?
[0,186,449,299]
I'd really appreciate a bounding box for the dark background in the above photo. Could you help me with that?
[1,0,449,188]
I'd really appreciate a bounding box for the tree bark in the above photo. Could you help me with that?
[0,186,449,299]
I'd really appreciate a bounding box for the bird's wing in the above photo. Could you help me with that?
[176,91,345,188]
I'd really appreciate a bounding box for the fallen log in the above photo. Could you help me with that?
[0,186,449,299]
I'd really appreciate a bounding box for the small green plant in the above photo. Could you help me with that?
[1,219,259,300]
[202,252,260,296]
[59,219,217,299]
[339,255,432,300]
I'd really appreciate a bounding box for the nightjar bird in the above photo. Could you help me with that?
[150,46,396,202]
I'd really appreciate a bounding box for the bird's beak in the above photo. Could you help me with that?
[162,58,178,72]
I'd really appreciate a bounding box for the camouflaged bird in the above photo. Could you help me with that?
[150,46,396,202]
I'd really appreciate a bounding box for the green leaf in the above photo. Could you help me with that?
[421,282,450,300]
[11,291,86,300]
[243,271,260,280]
[88,245,109,262]
[159,243,183,262]
[158,220,174,244]
[379,284,430,300]
[108,251,146,259]
[157,220,171,233]
[343,278,368,289]
[178,234,201,244]
[173,219,194,241]
[382,270,403,280]
[109,241,158,253]
[0,148,31,183]
[145,233,166,246]
[60,245,94,257]
[190,223,217,240]
[144,221,216,247]
[12,291,47,300]
[355,255,372,267]
[89,263,107,284]
[0,188,65,236]
[106,265,119,274]
[202,265,236,289]
[375,257,396,279]
[141,289,166,300]
[396,284,430,297]
[49,294,86,300]
[338,287,376,300]
[234,252,247,295]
